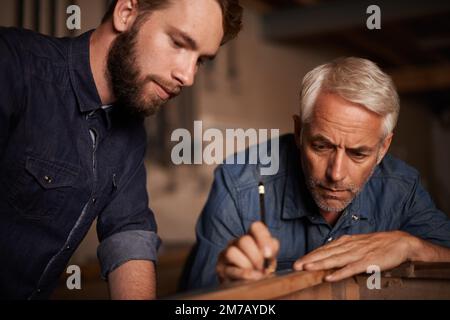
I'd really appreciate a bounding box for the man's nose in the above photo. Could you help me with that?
[172,58,197,87]
[326,150,347,183]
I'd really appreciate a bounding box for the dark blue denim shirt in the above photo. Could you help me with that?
[181,134,450,290]
[0,27,160,299]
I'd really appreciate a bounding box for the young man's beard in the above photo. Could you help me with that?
[106,24,165,117]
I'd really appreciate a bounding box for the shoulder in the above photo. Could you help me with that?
[361,153,423,223]
[0,27,68,61]
[371,153,420,192]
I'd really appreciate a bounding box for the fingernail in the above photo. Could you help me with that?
[294,262,303,270]
[325,275,333,281]
[264,246,272,258]
[265,266,276,275]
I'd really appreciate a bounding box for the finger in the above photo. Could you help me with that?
[324,261,369,282]
[301,251,361,271]
[264,238,280,274]
[221,265,265,282]
[235,235,265,271]
[293,245,351,270]
[216,260,227,282]
[293,233,376,270]
[272,237,280,256]
[221,246,254,270]
[249,221,277,259]
[318,234,373,252]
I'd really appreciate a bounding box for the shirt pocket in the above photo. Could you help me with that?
[7,156,79,220]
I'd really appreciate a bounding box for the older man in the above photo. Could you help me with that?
[181,57,450,290]
[0,0,242,299]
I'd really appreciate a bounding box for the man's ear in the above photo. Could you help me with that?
[377,132,393,164]
[112,0,139,33]
[293,114,302,148]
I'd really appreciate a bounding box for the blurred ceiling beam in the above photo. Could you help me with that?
[262,0,450,41]
[390,64,450,93]
[339,31,406,65]
[294,0,319,5]
[242,0,273,13]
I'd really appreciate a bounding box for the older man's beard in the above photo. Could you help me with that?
[306,166,376,213]
[106,24,165,117]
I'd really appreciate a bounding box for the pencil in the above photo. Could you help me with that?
[258,182,266,224]
[258,181,270,270]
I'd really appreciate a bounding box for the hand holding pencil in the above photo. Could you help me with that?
[216,182,279,283]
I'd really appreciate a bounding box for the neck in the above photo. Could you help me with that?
[320,210,342,227]
[90,23,117,105]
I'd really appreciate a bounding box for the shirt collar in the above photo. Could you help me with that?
[281,137,315,220]
[281,136,365,220]
[68,29,103,113]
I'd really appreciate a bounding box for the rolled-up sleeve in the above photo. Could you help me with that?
[97,230,160,279]
[96,150,161,280]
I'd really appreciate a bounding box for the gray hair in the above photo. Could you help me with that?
[300,57,400,139]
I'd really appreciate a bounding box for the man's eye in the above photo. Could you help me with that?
[350,152,367,159]
[312,144,328,151]
[172,39,183,48]
[197,58,205,66]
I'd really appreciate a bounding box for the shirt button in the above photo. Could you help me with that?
[86,111,96,119]
[327,237,333,242]
[352,215,359,221]
[92,198,97,204]
[66,245,71,250]
[44,176,52,184]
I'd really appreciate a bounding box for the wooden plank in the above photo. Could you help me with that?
[178,262,450,300]
[383,262,450,279]
[358,277,450,300]
[277,277,360,300]
[277,282,334,300]
[179,269,333,300]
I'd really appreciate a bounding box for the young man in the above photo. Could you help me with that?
[0,0,242,299]
[182,57,450,290]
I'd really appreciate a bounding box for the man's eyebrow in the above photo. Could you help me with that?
[176,29,198,50]
[171,28,216,60]
[310,134,335,145]
[347,146,374,153]
[310,134,375,153]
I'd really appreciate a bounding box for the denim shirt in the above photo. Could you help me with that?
[0,28,160,299]
[181,134,450,291]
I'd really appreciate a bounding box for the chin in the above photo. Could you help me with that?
[132,94,164,117]
[315,196,351,212]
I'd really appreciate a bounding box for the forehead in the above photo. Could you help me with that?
[144,0,224,51]
[307,92,383,145]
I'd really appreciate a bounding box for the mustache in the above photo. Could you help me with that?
[307,178,359,194]
[143,75,182,97]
